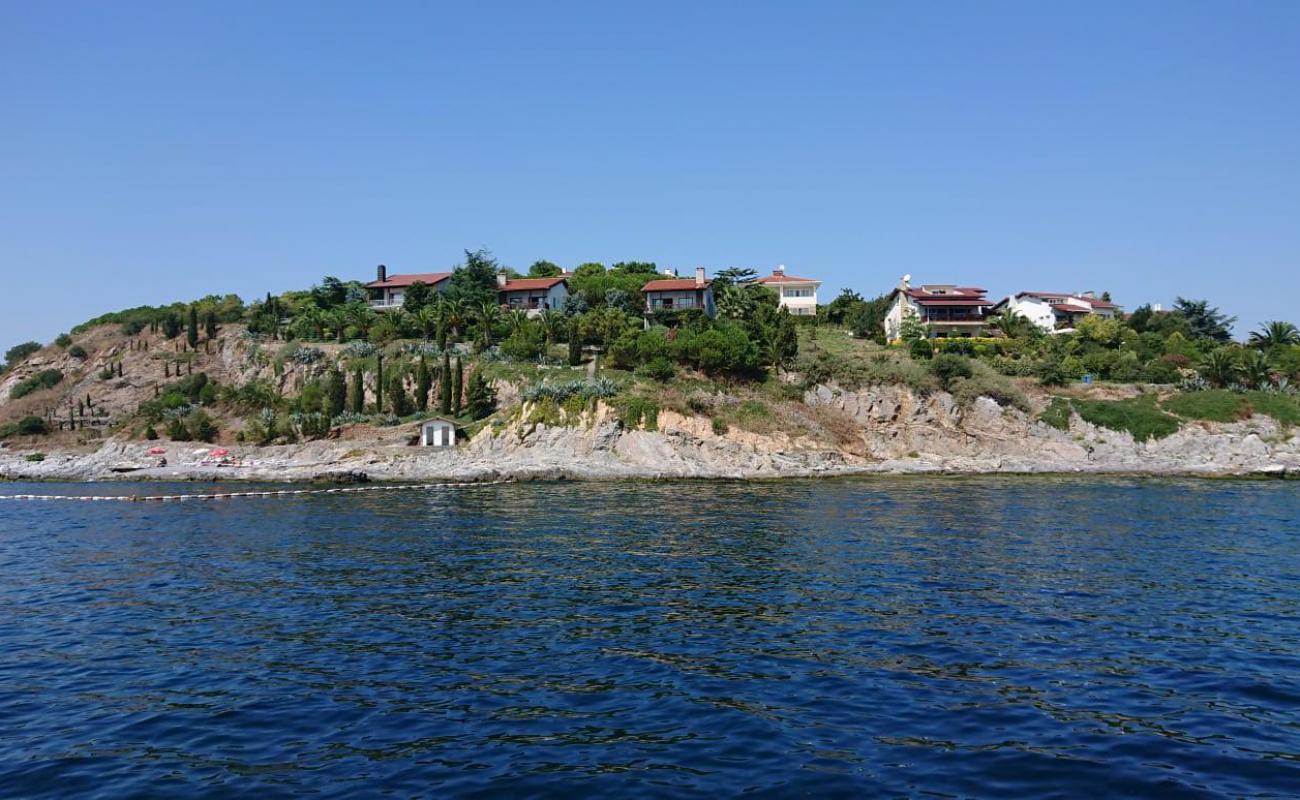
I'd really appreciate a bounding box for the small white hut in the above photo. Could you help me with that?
[419,418,457,447]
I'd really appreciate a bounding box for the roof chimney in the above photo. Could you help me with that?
[377,264,387,283]
[662,266,677,277]
[773,264,785,277]
[695,266,706,287]
[496,270,508,289]
[899,273,911,291]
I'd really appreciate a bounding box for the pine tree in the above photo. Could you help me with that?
[465,370,496,420]
[324,368,346,418]
[439,353,452,414]
[415,356,431,412]
[187,305,199,348]
[451,358,463,416]
[349,366,364,413]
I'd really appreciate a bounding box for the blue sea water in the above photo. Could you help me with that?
[1,477,1298,798]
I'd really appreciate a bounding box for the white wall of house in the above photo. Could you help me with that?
[501,283,568,314]
[1000,295,1057,332]
[645,288,715,314]
[420,420,456,447]
[776,284,819,315]
[884,294,915,342]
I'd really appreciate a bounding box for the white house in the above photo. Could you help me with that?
[365,265,452,310]
[419,418,457,447]
[755,265,820,315]
[992,291,1122,333]
[496,273,569,316]
[883,279,994,341]
[641,267,716,318]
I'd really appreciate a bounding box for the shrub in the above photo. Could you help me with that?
[25,453,45,462]
[1036,359,1069,387]
[1039,398,1073,431]
[55,333,73,348]
[635,357,676,382]
[17,415,50,436]
[500,328,545,361]
[144,424,159,440]
[949,371,1030,411]
[711,417,729,435]
[68,344,88,360]
[615,396,659,430]
[1072,396,1180,442]
[930,354,973,390]
[10,369,64,399]
[187,410,219,443]
[909,339,934,360]
[291,411,331,439]
[4,342,41,365]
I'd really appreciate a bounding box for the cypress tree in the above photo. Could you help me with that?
[324,368,346,418]
[187,305,199,348]
[465,370,496,420]
[568,323,582,366]
[439,353,452,414]
[374,353,384,413]
[415,356,431,412]
[451,358,463,416]
[349,366,364,413]
[204,310,218,340]
[165,361,171,378]
[388,373,412,416]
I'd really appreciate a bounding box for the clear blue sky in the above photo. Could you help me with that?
[3,1,1298,350]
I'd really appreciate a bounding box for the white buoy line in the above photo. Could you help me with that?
[0,479,510,502]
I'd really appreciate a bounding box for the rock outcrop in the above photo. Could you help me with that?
[3,384,1298,482]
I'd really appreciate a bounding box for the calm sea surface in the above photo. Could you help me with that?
[1,477,1298,798]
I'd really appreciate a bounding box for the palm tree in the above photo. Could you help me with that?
[413,306,440,341]
[476,301,501,349]
[1239,349,1273,388]
[1248,320,1299,349]
[345,303,376,339]
[506,309,530,336]
[292,306,324,340]
[989,310,1035,340]
[323,307,349,342]
[388,307,413,339]
[538,310,564,347]
[444,298,467,341]
[1200,348,1241,388]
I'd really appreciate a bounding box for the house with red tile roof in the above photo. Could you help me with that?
[754,265,821,316]
[641,267,716,319]
[992,291,1122,333]
[496,272,569,316]
[365,265,452,310]
[883,279,995,341]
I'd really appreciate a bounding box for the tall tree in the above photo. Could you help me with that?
[451,358,463,416]
[476,301,501,350]
[388,373,412,416]
[448,248,500,306]
[187,305,199,348]
[203,310,218,340]
[324,368,346,417]
[1249,320,1300,349]
[374,353,384,413]
[1174,297,1236,343]
[439,353,452,414]
[403,281,435,312]
[465,370,497,420]
[415,356,431,411]
[348,366,364,413]
[528,260,562,277]
[567,322,582,366]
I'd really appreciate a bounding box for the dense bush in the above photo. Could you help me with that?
[4,342,41,365]
[10,369,64,399]
[909,339,933,360]
[929,354,973,390]
[68,344,88,360]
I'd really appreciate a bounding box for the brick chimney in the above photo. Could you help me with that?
[496,270,508,289]
[695,266,706,287]
[377,264,387,282]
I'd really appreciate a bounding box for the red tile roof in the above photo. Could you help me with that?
[642,278,713,292]
[499,277,566,292]
[366,272,452,289]
[1051,303,1092,314]
[756,272,820,285]
[1017,291,1120,309]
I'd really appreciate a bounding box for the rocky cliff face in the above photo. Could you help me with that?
[4,383,1297,482]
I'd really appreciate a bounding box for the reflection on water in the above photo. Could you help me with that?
[1,477,1299,797]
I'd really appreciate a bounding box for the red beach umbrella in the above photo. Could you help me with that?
[210,448,230,457]
[147,447,166,455]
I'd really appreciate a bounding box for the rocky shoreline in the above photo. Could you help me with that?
[3,385,1299,483]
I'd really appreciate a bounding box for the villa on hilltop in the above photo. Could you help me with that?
[992,291,1121,333]
[754,265,821,316]
[641,267,716,320]
[496,272,569,315]
[883,279,994,341]
[366,265,450,309]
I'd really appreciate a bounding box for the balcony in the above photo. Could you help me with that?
[370,299,403,310]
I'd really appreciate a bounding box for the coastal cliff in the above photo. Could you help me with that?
[4,384,1297,482]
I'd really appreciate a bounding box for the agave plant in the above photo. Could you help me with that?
[1248,320,1300,349]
